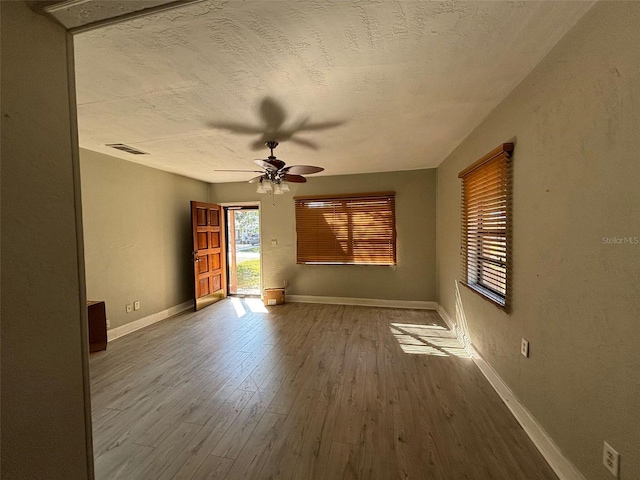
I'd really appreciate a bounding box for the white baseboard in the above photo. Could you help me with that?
[436,304,586,480]
[436,304,473,353]
[436,304,455,330]
[107,300,194,342]
[287,295,437,310]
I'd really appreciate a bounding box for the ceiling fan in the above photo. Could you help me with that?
[216,141,324,194]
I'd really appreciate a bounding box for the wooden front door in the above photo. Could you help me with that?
[191,201,227,310]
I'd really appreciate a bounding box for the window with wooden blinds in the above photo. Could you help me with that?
[295,192,396,265]
[459,143,513,309]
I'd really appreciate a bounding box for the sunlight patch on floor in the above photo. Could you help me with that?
[245,297,268,313]
[230,297,247,318]
[390,322,471,358]
[230,297,269,316]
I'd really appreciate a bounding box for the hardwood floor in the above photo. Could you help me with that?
[90,299,557,480]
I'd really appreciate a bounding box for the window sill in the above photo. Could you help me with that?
[460,282,509,313]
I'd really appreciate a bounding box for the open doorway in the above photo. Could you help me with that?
[226,206,261,296]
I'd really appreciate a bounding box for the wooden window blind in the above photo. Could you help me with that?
[295,192,396,265]
[459,143,513,308]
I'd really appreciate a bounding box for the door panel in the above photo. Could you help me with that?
[191,201,227,310]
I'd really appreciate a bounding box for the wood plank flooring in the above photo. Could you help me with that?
[90,299,557,480]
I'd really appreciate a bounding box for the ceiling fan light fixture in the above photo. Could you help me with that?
[280,182,290,192]
[256,179,267,194]
[274,183,284,195]
[263,181,272,193]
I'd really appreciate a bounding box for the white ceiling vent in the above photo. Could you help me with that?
[106,143,149,155]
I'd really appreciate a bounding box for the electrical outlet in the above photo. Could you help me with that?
[134,301,140,311]
[283,280,288,287]
[126,304,132,313]
[521,338,529,358]
[271,239,278,246]
[106,319,111,329]
[603,441,620,477]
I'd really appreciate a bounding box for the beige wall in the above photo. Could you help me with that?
[436,3,640,479]
[1,3,93,478]
[211,169,436,302]
[80,149,209,329]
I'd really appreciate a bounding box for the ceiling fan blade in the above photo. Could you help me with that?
[284,174,307,183]
[248,175,264,183]
[285,165,324,175]
[267,158,286,170]
[254,159,277,171]
[214,169,264,173]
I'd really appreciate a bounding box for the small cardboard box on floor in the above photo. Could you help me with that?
[263,287,285,306]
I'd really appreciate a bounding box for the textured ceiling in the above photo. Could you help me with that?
[74,0,593,183]
[42,0,179,29]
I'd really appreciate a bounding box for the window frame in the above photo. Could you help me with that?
[294,191,396,266]
[458,143,513,310]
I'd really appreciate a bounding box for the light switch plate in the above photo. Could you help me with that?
[603,441,620,477]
